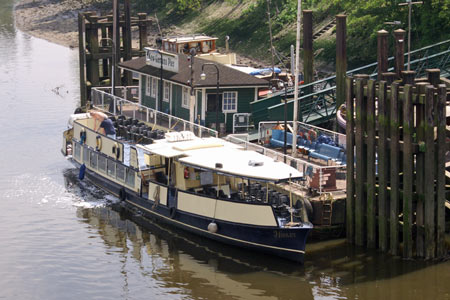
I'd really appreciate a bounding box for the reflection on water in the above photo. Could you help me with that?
[63,170,450,300]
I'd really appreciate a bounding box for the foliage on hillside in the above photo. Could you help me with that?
[134,0,450,68]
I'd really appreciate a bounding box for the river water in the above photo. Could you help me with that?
[0,1,449,299]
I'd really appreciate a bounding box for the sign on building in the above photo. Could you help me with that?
[145,47,179,73]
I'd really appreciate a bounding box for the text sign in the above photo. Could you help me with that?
[145,47,179,73]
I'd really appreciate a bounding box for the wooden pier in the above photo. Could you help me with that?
[345,69,448,259]
[78,2,151,106]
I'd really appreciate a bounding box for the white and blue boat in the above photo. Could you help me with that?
[62,112,312,262]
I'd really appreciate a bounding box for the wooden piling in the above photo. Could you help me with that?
[402,70,415,85]
[394,29,406,79]
[415,82,428,257]
[87,15,100,87]
[303,10,313,95]
[366,79,376,248]
[436,84,446,257]
[381,72,396,85]
[336,15,347,111]
[377,30,389,81]
[424,85,436,259]
[377,80,389,251]
[427,69,441,87]
[389,83,400,256]
[346,77,355,244]
[78,12,88,107]
[402,84,414,258]
[138,13,148,50]
[354,76,367,246]
[123,0,133,86]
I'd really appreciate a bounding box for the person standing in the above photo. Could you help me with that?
[90,111,116,139]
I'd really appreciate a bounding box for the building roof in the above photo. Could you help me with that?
[118,54,269,88]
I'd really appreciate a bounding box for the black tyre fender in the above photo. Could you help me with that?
[118,188,126,201]
[303,198,313,221]
[95,135,102,151]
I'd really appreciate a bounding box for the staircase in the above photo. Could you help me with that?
[313,18,336,41]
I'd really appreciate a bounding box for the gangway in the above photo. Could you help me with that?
[251,39,450,126]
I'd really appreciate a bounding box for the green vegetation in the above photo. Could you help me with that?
[134,0,450,69]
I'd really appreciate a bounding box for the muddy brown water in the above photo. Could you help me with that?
[1,1,449,299]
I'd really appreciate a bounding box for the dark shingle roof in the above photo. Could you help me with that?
[119,53,269,88]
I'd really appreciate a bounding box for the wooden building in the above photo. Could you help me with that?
[118,51,268,132]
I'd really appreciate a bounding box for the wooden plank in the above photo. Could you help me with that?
[415,82,428,257]
[355,77,366,246]
[377,81,389,251]
[424,85,436,259]
[402,84,414,258]
[389,83,400,256]
[436,84,446,257]
[366,80,376,248]
[346,77,355,244]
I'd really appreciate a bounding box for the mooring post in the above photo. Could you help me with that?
[366,79,376,248]
[424,84,436,259]
[303,10,313,95]
[88,15,100,87]
[436,84,446,257]
[377,30,389,81]
[377,80,389,252]
[336,15,347,112]
[389,83,400,256]
[415,82,428,257]
[402,70,415,85]
[381,72,396,85]
[427,68,441,87]
[394,29,406,79]
[78,12,87,107]
[354,74,369,246]
[112,0,121,90]
[402,84,414,258]
[123,0,133,86]
[346,76,355,244]
[138,13,149,50]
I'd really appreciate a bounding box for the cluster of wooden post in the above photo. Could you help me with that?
[78,2,151,106]
[345,68,447,259]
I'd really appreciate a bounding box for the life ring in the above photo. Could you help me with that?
[80,129,86,144]
[112,142,120,160]
[95,135,102,151]
[169,207,177,219]
[308,129,317,141]
[118,187,126,201]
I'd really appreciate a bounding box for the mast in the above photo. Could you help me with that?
[292,0,301,157]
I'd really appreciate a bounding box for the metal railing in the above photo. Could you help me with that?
[225,124,347,194]
[91,87,218,138]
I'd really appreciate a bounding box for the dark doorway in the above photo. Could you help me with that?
[207,93,222,113]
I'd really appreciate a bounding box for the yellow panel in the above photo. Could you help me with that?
[149,182,167,206]
[177,192,216,218]
[215,201,277,227]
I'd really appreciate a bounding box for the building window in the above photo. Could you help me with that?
[151,77,158,98]
[181,87,189,109]
[145,76,151,96]
[222,91,237,113]
[163,81,170,102]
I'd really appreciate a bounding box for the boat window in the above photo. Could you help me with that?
[74,142,81,160]
[126,168,135,187]
[90,152,98,169]
[116,164,125,182]
[98,155,106,173]
[83,146,89,164]
[107,159,115,178]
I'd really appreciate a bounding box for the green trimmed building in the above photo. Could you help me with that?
[119,53,268,132]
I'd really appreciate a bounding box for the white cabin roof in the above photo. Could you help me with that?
[138,136,303,182]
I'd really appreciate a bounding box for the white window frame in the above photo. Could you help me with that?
[181,86,189,109]
[163,81,170,102]
[145,76,151,96]
[151,77,158,98]
[222,91,237,113]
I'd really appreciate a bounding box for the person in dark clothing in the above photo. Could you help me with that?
[91,111,116,139]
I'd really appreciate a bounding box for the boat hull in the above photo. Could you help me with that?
[71,159,311,263]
